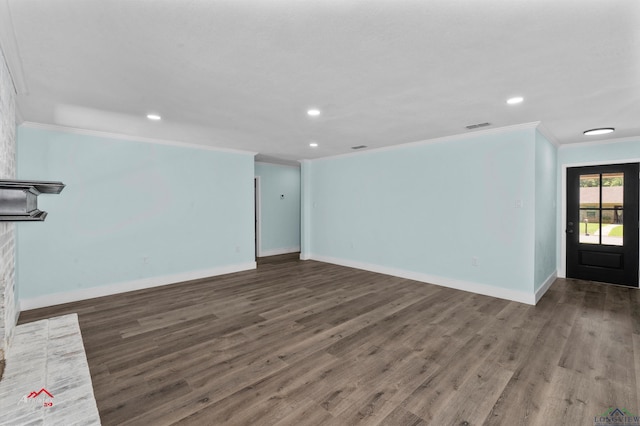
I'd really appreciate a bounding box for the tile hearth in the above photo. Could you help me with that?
[0,313,100,425]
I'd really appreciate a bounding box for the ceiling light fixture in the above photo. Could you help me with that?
[309,142,318,147]
[506,97,524,105]
[583,128,615,136]
[307,109,321,117]
[146,114,161,121]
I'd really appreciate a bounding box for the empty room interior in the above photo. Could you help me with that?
[0,1,639,425]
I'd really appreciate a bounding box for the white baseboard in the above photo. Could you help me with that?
[299,252,312,260]
[534,271,558,304]
[258,246,301,257]
[310,255,536,305]
[20,262,257,311]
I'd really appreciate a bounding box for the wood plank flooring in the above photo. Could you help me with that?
[18,255,640,425]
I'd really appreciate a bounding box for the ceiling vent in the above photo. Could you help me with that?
[465,122,491,130]
[351,145,368,150]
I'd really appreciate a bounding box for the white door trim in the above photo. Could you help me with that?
[254,176,262,258]
[560,158,640,281]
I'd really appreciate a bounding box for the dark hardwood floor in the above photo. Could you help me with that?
[19,256,640,425]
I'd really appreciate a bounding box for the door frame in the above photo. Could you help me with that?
[254,176,262,259]
[560,158,640,282]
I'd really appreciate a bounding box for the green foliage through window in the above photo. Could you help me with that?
[579,177,623,187]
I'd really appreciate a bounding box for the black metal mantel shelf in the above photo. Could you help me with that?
[0,179,65,221]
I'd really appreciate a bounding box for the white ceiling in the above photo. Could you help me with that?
[0,0,638,161]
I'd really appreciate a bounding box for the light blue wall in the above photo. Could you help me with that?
[17,126,255,300]
[556,138,640,273]
[254,162,301,255]
[308,128,538,293]
[534,131,557,290]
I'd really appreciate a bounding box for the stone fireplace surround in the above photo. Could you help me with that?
[0,46,101,425]
[0,44,18,383]
[0,314,101,425]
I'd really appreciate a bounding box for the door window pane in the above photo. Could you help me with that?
[601,209,623,246]
[579,210,600,244]
[579,174,600,209]
[601,172,624,246]
[577,171,626,246]
[602,173,623,208]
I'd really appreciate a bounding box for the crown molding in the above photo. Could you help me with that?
[14,104,24,125]
[19,121,257,156]
[254,154,300,167]
[0,0,28,94]
[309,122,542,162]
[534,122,560,147]
[255,160,300,169]
[558,135,640,149]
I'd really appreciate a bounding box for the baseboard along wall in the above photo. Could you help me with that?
[20,262,257,311]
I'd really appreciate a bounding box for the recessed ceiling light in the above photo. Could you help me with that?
[583,128,615,136]
[506,97,524,105]
[146,114,161,120]
[309,142,318,147]
[307,109,321,117]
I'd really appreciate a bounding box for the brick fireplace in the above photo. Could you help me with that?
[0,44,18,381]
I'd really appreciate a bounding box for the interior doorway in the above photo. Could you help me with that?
[566,163,639,287]
[253,161,301,260]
